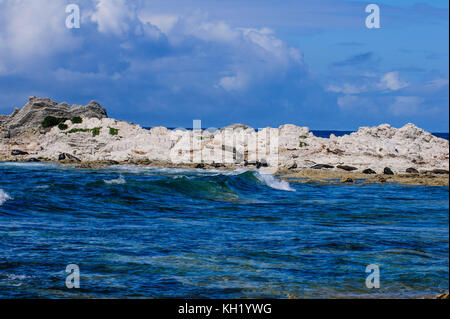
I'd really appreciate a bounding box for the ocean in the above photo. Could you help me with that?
[0,162,448,298]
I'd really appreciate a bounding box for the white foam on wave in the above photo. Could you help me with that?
[104,175,126,185]
[103,165,294,191]
[106,165,248,176]
[254,172,296,192]
[6,274,28,280]
[0,189,12,206]
[0,162,57,169]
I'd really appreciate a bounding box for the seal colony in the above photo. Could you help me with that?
[1,97,448,186]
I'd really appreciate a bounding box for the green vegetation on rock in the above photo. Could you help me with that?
[64,127,103,137]
[58,123,68,130]
[92,127,102,137]
[71,116,83,124]
[109,127,119,136]
[65,128,91,134]
[299,141,308,148]
[42,116,67,128]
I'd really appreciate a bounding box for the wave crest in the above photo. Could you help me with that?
[0,189,12,206]
[104,176,126,185]
[254,172,296,192]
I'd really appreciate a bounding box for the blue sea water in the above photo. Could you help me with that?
[0,162,448,298]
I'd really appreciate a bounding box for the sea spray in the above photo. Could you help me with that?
[254,172,296,192]
[0,189,12,206]
[104,175,126,185]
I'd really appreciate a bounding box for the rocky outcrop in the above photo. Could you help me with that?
[0,96,107,138]
[0,97,448,183]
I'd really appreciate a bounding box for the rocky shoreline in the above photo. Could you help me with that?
[1,97,449,186]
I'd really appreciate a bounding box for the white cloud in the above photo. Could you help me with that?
[378,71,409,91]
[0,0,79,64]
[389,96,423,116]
[91,0,135,36]
[140,14,179,34]
[327,83,366,94]
[137,13,306,91]
[217,72,249,91]
[424,77,449,91]
[337,95,365,109]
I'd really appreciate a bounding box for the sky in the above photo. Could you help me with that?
[0,0,448,131]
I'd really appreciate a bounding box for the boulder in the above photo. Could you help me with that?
[383,167,394,175]
[289,162,297,170]
[58,153,80,162]
[432,169,449,175]
[406,167,419,174]
[340,177,354,183]
[337,165,357,171]
[311,164,334,169]
[376,176,387,183]
[256,160,269,169]
[362,168,376,174]
[11,150,29,156]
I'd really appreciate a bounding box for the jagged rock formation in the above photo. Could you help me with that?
[0,97,449,179]
[0,96,107,138]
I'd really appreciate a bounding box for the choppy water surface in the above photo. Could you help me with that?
[0,162,448,298]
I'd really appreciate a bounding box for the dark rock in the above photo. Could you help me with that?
[311,164,334,169]
[289,162,297,170]
[244,161,256,167]
[327,148,344,155]
[11,150,28,156]
[406,167,419,174]
[340,177,354,183]
[195,163,205,169]
[65,153,81,162]
[377,176,387,183]
[256,160,268,169]
[362,168,376,174]
[212,163,225,168]
[27,158,40,162]
[436,293,449,299]
[432,169,449,175]
[58,153,80,162]
[383,167,394,175]
[337,165,357,171]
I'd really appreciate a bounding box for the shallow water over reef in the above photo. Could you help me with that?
[0,162,448,298]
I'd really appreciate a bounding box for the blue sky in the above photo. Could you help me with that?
[0,0,448,131]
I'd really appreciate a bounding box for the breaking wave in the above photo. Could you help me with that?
[254,171,296,192]
[104,175,126,185]
[97,166,295,203]
[0,189,12,206]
